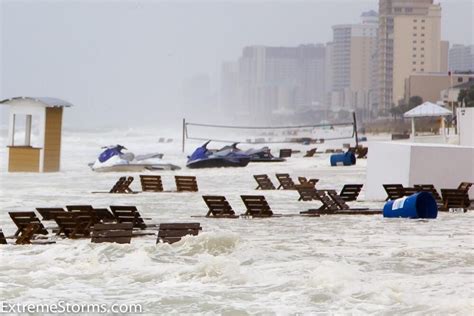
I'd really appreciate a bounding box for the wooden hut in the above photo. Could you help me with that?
[0,97,72,172]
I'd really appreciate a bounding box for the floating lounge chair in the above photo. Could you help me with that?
[254,174,276,190]
[140,175,164,192]
[414,184,443,204]
[0,229,7,244]
[300,190,339,215]
[295,184,321,201]
[276,173,296,190]
[54,210,94,239]
[157,223,201,244]
[383,184,418,201]
[440,189,471,212]
[240,195,275,217]
[279,149,292,158]
[109,205,157,230]
[304,148,317,157]
[175,176,199,192]
[339,184,363,201]
[91,223,134,244]
[92,176,136,194]
[356,147,368,159]
[202,195,239,218]
[326,190,380,214]
[9,212,49,237]
[36,207,67,221]
[298,177,319,187]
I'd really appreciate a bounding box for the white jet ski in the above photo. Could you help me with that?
[89,145,181,172]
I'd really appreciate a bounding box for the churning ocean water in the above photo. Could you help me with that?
[0,128,472,314]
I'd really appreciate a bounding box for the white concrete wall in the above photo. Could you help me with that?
[366,142,412,200]
[366,142,474,200]
[457,107,474,146]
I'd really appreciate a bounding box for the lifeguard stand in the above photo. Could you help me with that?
[0,97,72,172]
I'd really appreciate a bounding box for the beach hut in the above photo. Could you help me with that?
[0,97,72,172]
[403,101,452,141]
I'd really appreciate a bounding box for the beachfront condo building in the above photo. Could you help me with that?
[377,0,436,109]
[330,10,378,116]
[449,44,474,72]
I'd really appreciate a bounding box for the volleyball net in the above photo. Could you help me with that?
[181,113,358,151]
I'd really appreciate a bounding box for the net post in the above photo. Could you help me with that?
[182,118,186,153]
[353,111,359,148]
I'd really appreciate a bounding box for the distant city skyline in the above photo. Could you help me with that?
[1,0,472,127]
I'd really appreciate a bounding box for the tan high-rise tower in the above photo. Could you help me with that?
[377,0,434,109]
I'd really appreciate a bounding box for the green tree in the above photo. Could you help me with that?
[459,86,474,107]
[408,96,423,110]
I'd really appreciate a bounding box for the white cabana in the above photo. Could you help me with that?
[403,101,452,140]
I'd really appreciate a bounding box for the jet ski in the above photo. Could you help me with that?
[186,141,250,168]
[89,145,181,172]
[218,143,285,162]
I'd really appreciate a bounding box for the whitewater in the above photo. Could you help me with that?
[0,128,473,314]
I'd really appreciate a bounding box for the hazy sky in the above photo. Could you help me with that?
[1,0,473,128]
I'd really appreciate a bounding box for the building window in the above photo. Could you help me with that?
[394,7,402,13]
[421,19,425,23]
[458,78,463,83]
[413,26,417,29]
[414,19,417,22]
[421,61,424,65]
[413,40,417,44]
[421,47,424,51]
[421,33,425,37]
[421,54,424,58]
[421,40,425,44]
[420,68,424,71]
[406,8,413,13]
[413,54,417,57]
[421,26,425,30]
[413,47,417,51]
[413,61,416,65]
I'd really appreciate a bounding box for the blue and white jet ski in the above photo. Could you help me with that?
[89,145,181,172]
[186,141,251,169]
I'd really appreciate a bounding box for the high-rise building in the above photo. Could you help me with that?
[392,4,443,104]
[331,11,378,114]
[237,44,326,120]
[220,61,240,115]
[377,0,434,109]
[449,44,474,72]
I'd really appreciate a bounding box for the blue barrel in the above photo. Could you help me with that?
[383,192,438,219]
[330,152,356,166]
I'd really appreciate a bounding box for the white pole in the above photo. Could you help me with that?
[441,116,446,143]
[411,117,415,141]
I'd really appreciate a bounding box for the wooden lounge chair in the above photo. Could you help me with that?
[339,184,363,201]
[279,149,292,158]
[325,190,380,214]
[276,173,296,190]
[440,189,471,212]
[110,205,157,230]
[298,177,319,187]
[356,147,368,159]
[0,229,7,244]
[36,207,67,221]
[9,212,49,237]
[458,182,473,192]
[414,184,442,203]
[157,223,201,244]
[254,174,276,190]
[304,148,317,157]
[240,195,274,217]
[383,184,405,201]
[295,184,320,201]
[175,176,198,192]
[54,211,93,238]
[91,223,134,244]
[111,176,135,193]
[202,196,239,218]
[300,190,339,215]
[140,175,164,192]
